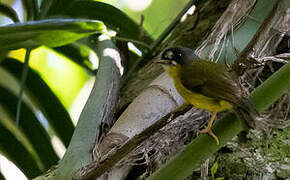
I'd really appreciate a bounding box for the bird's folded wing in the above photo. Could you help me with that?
[180,61,241,105]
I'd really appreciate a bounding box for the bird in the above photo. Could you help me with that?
[155,47,257,145]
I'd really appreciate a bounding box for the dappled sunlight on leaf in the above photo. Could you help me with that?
[9,47,89,108]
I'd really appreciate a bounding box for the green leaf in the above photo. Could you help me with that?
[0,18,105,50]
[216,177,224,180]
[0,123,42,178]
[0,99,42,178]
[40,0,77,18]
[0,3,20,22]
[22,0,38,20]
[0,87,59,170]
[1,58,75,147]
[41,0,153,45]
[0,51,8,63]
[0,172,4,180]
[64,1,153,44]
[39,0,52,18]
[210,162,218,180]
[53,43,96,74]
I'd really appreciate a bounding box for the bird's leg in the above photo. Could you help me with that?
[198,111,219,145]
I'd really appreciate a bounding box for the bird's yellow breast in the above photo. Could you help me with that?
[168,66,232,112]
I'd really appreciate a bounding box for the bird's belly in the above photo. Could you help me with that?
[174,81,231,112]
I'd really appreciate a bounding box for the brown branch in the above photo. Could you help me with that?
[73,105,192,180]
[232,0,282,75]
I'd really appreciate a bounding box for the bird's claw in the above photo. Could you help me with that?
[198,127,220,145]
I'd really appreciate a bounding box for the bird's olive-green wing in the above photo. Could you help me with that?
[180,60,241,105]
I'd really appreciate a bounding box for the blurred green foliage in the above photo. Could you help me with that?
[103,0,188,39]
[1,0,188,108]
[126,0,187,38]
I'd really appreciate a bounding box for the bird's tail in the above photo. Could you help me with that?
[234,98,259,130]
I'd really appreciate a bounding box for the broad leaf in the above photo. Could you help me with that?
[1,58,75,147]
[53,43,95,74]
[0,98,42,178]
[64,1,153,44]
[0,87,59,170]
[0,172,4,180]
[0,122,41,178]
[216,178,225,180]
[210,162,218,179]
[22,0,38,20]
[0,3,19,22]
[39,0,77,18]
[0,18,105,50]
[0,51,8,63]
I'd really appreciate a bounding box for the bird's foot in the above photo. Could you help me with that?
[198,126,220,145]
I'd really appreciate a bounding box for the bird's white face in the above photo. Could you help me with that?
[163,50,174,60]
[154,49,178,68]
[158,47,200,67]
[154,47,196,70]
[161,49,181,64]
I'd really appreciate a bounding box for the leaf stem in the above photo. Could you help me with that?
[16,48,32,126]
